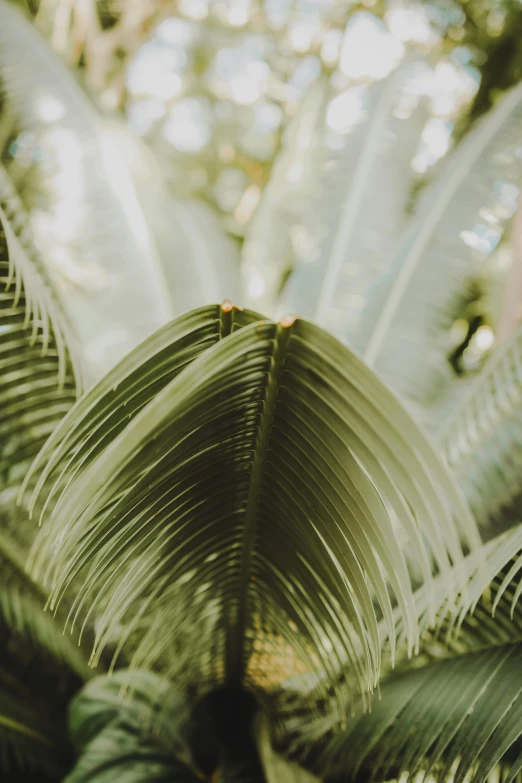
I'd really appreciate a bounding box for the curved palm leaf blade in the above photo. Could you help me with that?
[241,76,328,316]
[25,306,477,725]
[439,324,522,533]
[390,523,522,668]
[0,199,78,490]
[0,1,171,378]
[320,642,522,783]
[22,303,262,519]
[361,80,522,415]
[279,59,427,352]
[276,526,522,754]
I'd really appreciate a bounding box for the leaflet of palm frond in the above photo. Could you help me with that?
[103,124,243,313]
[241,77,328,316]
[0,1,171,380]
[278,60,427,353]
[361,80,522,413]
[21,303,262,519]
[24,305,478,726]
[319,642,522,783]
[438,324,522,532]
[391,524,522,666]
[0,202,78,490]
[279,526,522,751]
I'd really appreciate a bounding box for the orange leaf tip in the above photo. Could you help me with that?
[280,314,297,328]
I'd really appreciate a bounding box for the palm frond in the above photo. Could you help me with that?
[393,523,522,665]
[279,59,427,353]
[241,76,328,315]
[66,669,218,782]
[23,304,478,728]
[0,198,78,490]
[104,123,243,312]
[277,524,522,750]
[0,1,171,379]
[319,642,522,783]
[361,80,522,415]
[438,324,522,532]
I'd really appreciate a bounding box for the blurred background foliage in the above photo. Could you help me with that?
[13,0,521,220]
[7,0,522,380]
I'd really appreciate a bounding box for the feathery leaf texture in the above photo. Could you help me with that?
[0,198,78,488]
[278,524,522,750]
[0,0,171,378]
[23,303,478,727]
[439,324,522,532]
[361,79,522,412]
[320,642,522,783]
[280,59,427,352]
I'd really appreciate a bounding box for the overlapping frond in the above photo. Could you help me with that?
[0,199,78,489]
[23,304,478,729]
[279,59,427,352]
[0,1,171,379]
[278,524,522,755]
[439,325,522,532]
[320,642,522,783]
[393,523,522,664]
[361,80,522,415]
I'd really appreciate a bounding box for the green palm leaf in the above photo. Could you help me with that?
[361,80,522,417]
[279,58,427,352]
[319,642,522,783]
[0,198,79,490]
[439,325,522,533]
[23,304,478,727]
[0,0,171,379]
